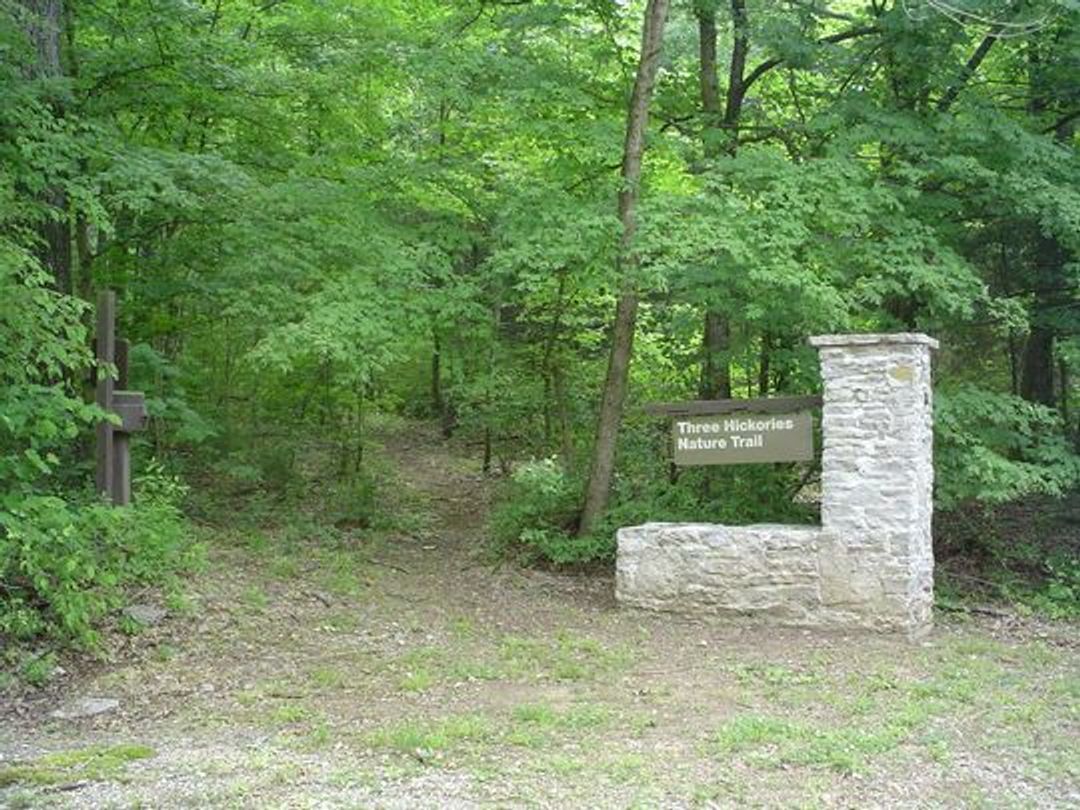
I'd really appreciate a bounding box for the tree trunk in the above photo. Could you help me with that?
[1019,226,1071,409]
[698,7,721,150]
[1020,325,1055,407]
[696,1,748,400]
[554,363,574,472]
[699,310,731,399]
[431,329,443,417]
[483,300,500,474]
[20,0,72,294]
[354,382,365,472]
[578,0,671,536]
[1058,356,1074,449]
[697,8,730,399]
[1007,329,1020,396]
[758,332,771,396]
[722,0,750,132]
[1019,40,1075,408]
[542,272,569,451]
[543,371,553,446]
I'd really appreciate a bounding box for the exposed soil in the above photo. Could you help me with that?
[1,423,1077,808]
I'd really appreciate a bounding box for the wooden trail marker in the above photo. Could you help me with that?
[95,290,147,506]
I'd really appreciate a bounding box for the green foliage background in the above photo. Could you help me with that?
[1,0,1078,646]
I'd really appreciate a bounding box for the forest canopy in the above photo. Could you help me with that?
[1,0,1079,643]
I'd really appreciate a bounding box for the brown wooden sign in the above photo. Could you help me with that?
[646,397,819,467]
[672,411,813,466]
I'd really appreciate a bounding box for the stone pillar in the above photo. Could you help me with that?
[809,333,937,635]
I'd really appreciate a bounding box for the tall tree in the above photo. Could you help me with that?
[1020,22,1077,407]
[696,2,733,400]
[579,0,672,536]
[18,0,71,294]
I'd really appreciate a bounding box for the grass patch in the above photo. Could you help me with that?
[309,667,345,690]
[524,748,653,789]
[321,611,361,633]
[713,713,911,774]
[711,640,1056,776]
[0,744,155,788]
[314,549,368,596]
[164,590,197,617]
[396,646,443,692]
[505,701,613,748]
[369,714,496,754]
[730,662,822,688]
[513,702,611,728]
[399,669,435,692]
[602,753,648,784]
[369,701,616,761]
[448,616,476,639]
[498,631,633,682]
[244,531,273,555]
[17,653,56,688]
[534,753,589,776]
[240,585,269,612]
[235,678,313,721]
[511,704,560,726]
[267,704,310,725]
[268,555,301,580]
[385,633,631,692]
[446,658,501,681]
[305,721,334,749]
[152,643,179,663]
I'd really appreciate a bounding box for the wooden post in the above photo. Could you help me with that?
[116,338,129,389]
[114,433,132,505]
[95,290,116,500]
[94,291,147,506]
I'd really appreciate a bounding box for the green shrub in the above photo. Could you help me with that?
[934,495,1079,618]
[489,458,584,563]
[0,264,202,654]
[326,468,384,530]
[1033,555,1080,619]
[490,444,820,566]
[254,443,299,494]
[935,386,1080,509]
[995,548,1080,620]
[0,264,101,498]
[0,464,202,649]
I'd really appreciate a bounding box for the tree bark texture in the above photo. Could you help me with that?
[723,0,749,131]
[431,329,443,417]
[696,2,748,400]
[578,0,671,536]
[699,309,732,398]
[698,7,721,144]
[1018,35,1076,408]
[1020,231,1067,408]
[20,0,72,294]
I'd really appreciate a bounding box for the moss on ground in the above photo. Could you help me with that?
[0,743,155,788]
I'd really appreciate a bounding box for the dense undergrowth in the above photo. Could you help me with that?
[935,495,1080,620]
[0,270,201,686]
[0,470,201,687]
[488,454,818,566]
[488,456,1078,620]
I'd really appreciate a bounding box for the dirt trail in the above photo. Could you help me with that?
[1,423,1077,808]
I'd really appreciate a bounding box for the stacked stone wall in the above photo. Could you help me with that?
[615,333,938,635]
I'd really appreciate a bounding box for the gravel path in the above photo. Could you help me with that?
[1,424,1077,808]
